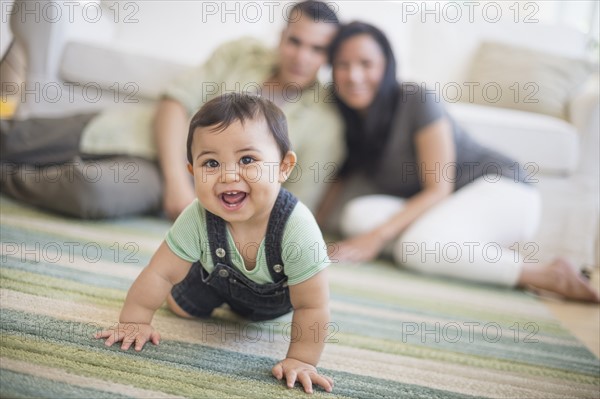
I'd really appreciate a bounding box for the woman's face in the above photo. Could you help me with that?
[332,34,387,112]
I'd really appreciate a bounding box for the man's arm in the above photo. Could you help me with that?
[285,104,345,213]
[153,98,195,220]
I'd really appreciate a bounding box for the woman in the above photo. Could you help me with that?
[318,22,599,302]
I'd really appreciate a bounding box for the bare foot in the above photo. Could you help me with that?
[519,257,600,303]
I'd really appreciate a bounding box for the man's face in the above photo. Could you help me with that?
[278,16,338,89]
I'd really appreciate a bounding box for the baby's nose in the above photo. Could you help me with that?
[221,164,240,182]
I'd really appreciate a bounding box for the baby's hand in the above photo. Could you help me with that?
[94,323,160,352]
[272,358,334,394]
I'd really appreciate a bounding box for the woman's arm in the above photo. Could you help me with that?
[333,118,455,262]
[315,178,346,228]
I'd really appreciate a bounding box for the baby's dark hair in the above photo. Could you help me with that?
[187,93,291,164]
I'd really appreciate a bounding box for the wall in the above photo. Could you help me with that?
[1,0,597,115]
[95,0,596,83]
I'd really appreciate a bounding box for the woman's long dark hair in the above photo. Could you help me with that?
[328,22,400,176]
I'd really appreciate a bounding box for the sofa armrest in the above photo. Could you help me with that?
[568,74,600,177]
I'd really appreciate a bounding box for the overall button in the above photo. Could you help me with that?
[273,264,283,273]
[216,248,226,258]
[218,269,229,278]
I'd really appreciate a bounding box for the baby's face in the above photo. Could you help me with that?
[188,118,295,227]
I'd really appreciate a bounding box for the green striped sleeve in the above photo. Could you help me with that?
[165,200,205,263]
[282,202,330,285]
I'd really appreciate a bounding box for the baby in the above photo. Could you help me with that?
[95,92,333,394]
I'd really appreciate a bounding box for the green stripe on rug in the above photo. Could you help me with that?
[2,225,155,265]
[1,310,482,399]
[1,267,128,308]
[0,369,134,399]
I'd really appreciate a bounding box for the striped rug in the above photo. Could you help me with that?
[1,195,599,398]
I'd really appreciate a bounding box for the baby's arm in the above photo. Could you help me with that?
[95,242,192,350]
[272,269,333,393]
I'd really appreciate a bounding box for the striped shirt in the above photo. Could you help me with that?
[165,199,330,286]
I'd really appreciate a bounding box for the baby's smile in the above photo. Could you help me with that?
[220,191,248,210]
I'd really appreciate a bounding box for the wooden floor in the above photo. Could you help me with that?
[541,271,600,357]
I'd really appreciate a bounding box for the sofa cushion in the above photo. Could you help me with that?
[447,102,579,175]
[60,41,189,101]
[463,41,592,120]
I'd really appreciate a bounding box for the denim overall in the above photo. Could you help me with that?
[171,189,298,321]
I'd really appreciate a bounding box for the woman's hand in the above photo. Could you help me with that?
[329,230,386,263]
[94,323,160,351]
[272,358,334,394]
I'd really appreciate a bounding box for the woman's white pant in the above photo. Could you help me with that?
[339,177,541,286]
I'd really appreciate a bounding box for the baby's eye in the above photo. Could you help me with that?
[240,156,255,165]
[203,159,219,168]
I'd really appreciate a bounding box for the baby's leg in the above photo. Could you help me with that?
[169,262,225,318]
[166,293,194,318]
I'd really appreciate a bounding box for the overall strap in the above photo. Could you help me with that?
[264,188,298,283]
[205,209,233,266]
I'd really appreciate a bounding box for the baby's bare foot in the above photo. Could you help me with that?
[532,258,600,303]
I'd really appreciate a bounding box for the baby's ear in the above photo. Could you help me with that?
[187,163,194,175]
[279,151,297,183]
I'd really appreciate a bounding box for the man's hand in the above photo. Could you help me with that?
[272,358,334,394]
[94,323,160,352]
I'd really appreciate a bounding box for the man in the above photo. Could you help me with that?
[1,1,343,220]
